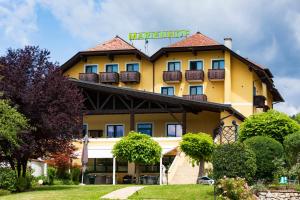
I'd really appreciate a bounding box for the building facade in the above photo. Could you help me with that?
[61,32,283,184]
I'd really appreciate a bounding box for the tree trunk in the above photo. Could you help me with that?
[8,157,15,171]
[198,159,205,178]
[135,163,140,184]
[21,160,27,177]
[17,160,21,177]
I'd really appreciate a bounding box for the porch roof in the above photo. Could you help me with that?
[70,78,245,121]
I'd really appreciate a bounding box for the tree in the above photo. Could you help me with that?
[212,143,257,183]
[283,131,300,166]
[0,100,28,145]
[239,110,300,143]
[291,113,300,124]
[244,136,284,182]
[0,46,84,177]
[112,132,162,183]
[180,133,214,177]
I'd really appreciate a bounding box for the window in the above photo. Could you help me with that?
[189,60,203,70]
[161,87,174,96]
[87,158,128,173]
[88,130,103,138]
[253,86,257,96]
[166,124,182,137]
[107,125,124,138]
[141,163,160,173]
[167,61,180,71]
[82,124,88,137]
[106,64,118,73]
[85,65,98,73]
[137,123,153,136]
[126,63,139,72]
[190,86,203,95]
[212,60,225,69]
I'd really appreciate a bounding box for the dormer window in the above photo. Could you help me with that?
[189,60,203,70]
[212,60,224,69]
[168,61,181,71]
[85,65,98,73]
[106,64,118,73]
[126,63,139,72]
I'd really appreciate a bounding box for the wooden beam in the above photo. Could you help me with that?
[130,111,135,131]
[182,111,187,135]
[83,91,97,110]
[99,94,113,110]
[84,108,185,115]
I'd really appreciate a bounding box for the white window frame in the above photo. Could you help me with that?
[125,62,141,72]
[165,122,183,137]
[105,124,125,138]
[104,63,119,73]
[211,59,225,69]
[136,122,154,136]
[166,60,182,71]
[161,86,175,96]
[189,85,204,95]
[84,64,99,73]
[188,59,204,71]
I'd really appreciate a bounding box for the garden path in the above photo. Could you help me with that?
[100,186,145,199]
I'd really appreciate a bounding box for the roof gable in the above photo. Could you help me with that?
[88,36,136,51]
[168,32,220,47]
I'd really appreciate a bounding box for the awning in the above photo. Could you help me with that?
[87,146,177,159]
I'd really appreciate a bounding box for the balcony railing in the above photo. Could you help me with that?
[99,72,119,84]
[208,69,225,81]
[163,71,182,83]
[185,70,204,82]
[120,71,140,83]
[253,95,266,108]
[79,73,99,83]
[263,105,270,112]
[183,94,207,102]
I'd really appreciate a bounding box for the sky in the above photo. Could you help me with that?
[0,0,300,115]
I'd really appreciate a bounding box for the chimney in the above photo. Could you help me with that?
[224,37,232,49]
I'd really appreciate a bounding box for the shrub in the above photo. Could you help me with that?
[47,167,56,185]
[71,167,81,184]
[180,133,214,177]
[244,136,284,182]
[239,110,300,143]
[283,131,300,166]
[16,176,31,192]
[0,168,17,192]
[216,177,255,200]
[0,189,10,196]
[212,143,256,183]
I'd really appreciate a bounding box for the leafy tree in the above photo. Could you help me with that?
[291,113,300,124]
[112,132,162,183]
[180,133,214,177]
[244,136,284,182]
[0,100,28,145]
[283,131,300,166]
[0,46,84,177]
[239,110,300,143]
[212,143,257,183]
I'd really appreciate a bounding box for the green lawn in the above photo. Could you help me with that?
[129,184,214,200]
[0,185,124,200]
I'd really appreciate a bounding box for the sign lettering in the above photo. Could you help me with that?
[128,30,190,40]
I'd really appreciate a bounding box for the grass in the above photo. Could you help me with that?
[129,184,214,200]
[0,185,124,200]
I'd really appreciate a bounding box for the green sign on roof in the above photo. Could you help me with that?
[128,30,190,40]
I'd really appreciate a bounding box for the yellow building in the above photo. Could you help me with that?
[61,32,283,185]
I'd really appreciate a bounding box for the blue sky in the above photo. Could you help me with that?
[0,0,300,115]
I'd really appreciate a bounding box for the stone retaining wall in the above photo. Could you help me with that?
[258,190,300,200]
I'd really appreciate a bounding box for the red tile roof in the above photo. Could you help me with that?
[87,36,136,51]
[168,32,220,47]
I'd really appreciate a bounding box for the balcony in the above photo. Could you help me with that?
[253,95,266,108]
[120,71,140,83]
[79,73,99,83]
[99,72,119,84]
[263,105,270,112]
[208,69,225,81]
[185,70,204,82]
[183,94,207,102]
[163,71,182,83]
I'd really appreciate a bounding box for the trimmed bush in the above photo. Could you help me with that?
[47,167,56,185]
[284,131,300,166]
[0,168,17,192]
[239,110,300,143]
[212,143,256,183]
[71,167,81,184]
[180,133,214,177]
[244,136,284,182]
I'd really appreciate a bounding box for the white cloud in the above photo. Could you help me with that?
[261,37,278,62]
[286,10,300,47]
[0,0,37,45]
[273,77,300,115]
